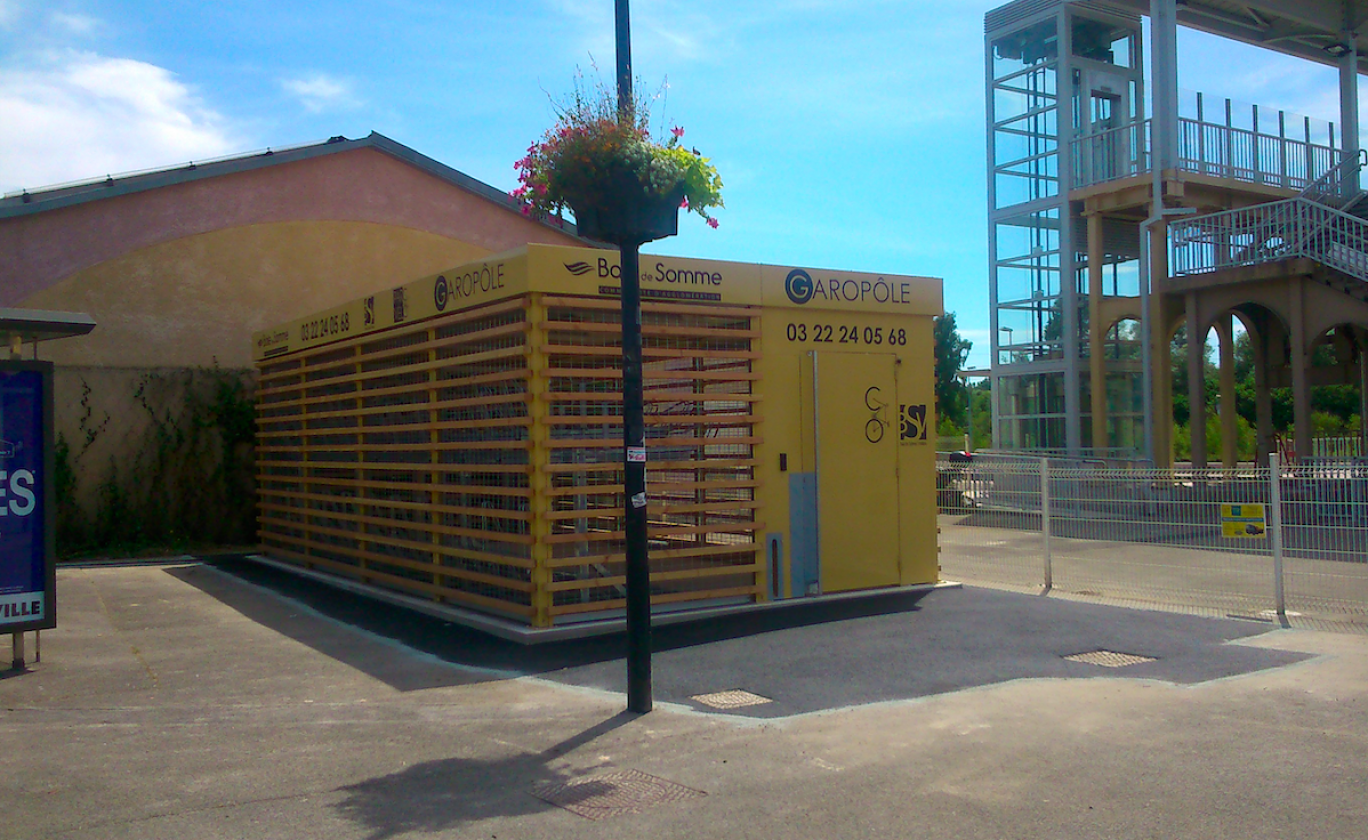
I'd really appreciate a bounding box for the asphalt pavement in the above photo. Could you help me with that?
[2,558,1365,840]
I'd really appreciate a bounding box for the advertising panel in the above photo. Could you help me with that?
[0,361,55,632]
[1220,503,1267,539]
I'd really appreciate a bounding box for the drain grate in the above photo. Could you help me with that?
[1063,650,1157,668]
[531,769,705,820]
[690,689,773,709]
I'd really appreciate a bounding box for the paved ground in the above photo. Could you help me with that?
[939,514,1368,628]
[209,558,1311,719]
[4,560,1368,839]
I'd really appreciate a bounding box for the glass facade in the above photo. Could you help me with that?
[988,3,1144,456]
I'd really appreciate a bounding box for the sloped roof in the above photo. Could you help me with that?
[0,131,578,236]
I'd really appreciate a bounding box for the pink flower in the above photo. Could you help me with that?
[534,183,548,196]
[707,217,719,229]
[521,205,531,216]
[671,126,685,138]
[680,197,690,209]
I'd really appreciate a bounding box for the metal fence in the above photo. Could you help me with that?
[1071,116,1339,191]
[937,452,1368,630]
[1169,196,1368,282]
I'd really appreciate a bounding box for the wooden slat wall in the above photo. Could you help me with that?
[255,293,762,627]
[256,298,536,618]
[538,295,763,619]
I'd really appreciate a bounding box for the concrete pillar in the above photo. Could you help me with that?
[1088,215,1108,453]
[1150,0,1180,173]
[1219,314,1238,467]
[1340,29,1361,195]
[1151,220,1173,468]
[1187,292,1207,468]
[1255,322,1273,468]
[1290,279,1311,462]
[1358,327,1368,446]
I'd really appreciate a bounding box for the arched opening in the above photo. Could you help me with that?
[1304,324,1368,459]
[1100,316,1143,454]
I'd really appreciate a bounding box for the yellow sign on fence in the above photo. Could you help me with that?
[1220,503,1267,539]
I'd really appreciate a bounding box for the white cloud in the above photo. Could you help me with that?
[0,51,241,193]
[49,11,99,35]
[0,0,21,28]
[281,73,358,113]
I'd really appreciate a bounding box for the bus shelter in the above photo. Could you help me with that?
[251,244,942,630]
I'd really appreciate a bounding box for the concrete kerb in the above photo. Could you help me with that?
[242,553,961,644]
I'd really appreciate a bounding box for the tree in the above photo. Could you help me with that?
[933,312,973,428]
[969,380,993,449]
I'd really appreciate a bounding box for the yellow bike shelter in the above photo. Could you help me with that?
[251,244,942,631]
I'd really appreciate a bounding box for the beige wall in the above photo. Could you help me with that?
[5,145,591,368]
[22,221,495,368]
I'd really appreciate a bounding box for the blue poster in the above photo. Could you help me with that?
[0,363,53,631]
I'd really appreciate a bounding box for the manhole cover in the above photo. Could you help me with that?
[1063,650,1157,668]
[531,769,705,820]
[690,689,773,709]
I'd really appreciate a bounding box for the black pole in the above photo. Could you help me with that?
[621,244,652,714]
[615,1,632,121]
[615,0,652,715]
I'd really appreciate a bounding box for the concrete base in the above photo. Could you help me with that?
[245,554,959,644]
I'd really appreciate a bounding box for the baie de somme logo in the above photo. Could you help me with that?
[785,268,815,304]
[899,404,928,443]
[564,261,593,276]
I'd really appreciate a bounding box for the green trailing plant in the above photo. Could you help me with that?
[54,366,257,559]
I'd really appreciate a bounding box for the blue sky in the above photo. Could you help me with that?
[0,1,1355,368]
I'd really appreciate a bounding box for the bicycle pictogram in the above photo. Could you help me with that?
[864,386,889,443]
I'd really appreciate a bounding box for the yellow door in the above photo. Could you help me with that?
[813,352,900,592]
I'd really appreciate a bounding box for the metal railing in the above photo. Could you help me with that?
[1298,149,1367,208]
[1170,196,1368,282]
[1310,436,1367,459]
[937,454,1368,628]
[1072,119,1150,186]
[1071,116,1339,191]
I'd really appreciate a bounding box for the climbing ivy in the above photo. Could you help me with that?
[55,366,257,558]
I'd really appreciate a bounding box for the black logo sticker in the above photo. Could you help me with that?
[565,261,593,276]
[363,296,375,327]
[434,275,449,311]
[785,268,814,305]
[393,287,407,323]
[899,404,928,443]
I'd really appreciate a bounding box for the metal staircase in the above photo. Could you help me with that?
[1170,150,1368,296]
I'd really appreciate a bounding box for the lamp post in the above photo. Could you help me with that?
[999,326,1014,364]
[615,0,653,715]
[956,370,990,452]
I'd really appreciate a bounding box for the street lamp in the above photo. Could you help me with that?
[956,369,990,453]
[616,0,653,714]
[999,326,1014,364]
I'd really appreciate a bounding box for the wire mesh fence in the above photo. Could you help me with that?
[937,452,1368,629]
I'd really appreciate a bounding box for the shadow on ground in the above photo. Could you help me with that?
[177,556,1312,719]
[177,556,930,689]
[331,712,635,839]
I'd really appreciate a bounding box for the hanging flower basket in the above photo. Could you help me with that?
[511,74,723,245]
[566,169,687,246]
